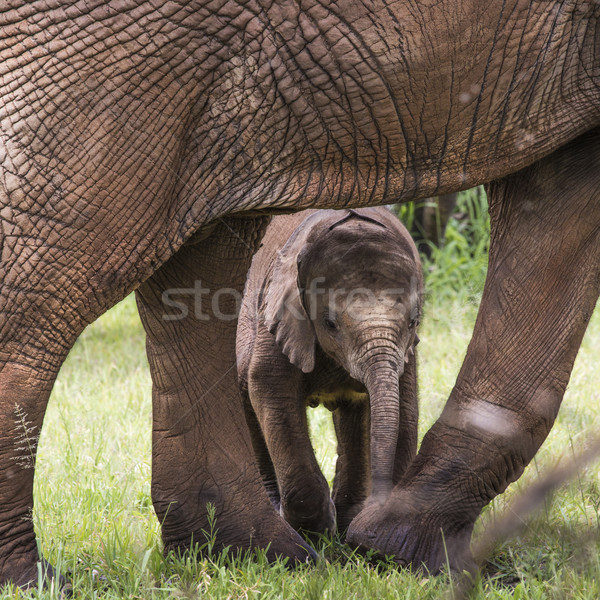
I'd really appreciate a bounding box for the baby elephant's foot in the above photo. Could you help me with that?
[281,485,336,537]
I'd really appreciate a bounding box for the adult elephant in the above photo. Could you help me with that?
[0,0,598,587]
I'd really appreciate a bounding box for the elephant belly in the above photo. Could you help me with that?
[305,351,368,410]
[305,388,368,412]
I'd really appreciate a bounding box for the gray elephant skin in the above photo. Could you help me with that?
[0,0,599,587]
[237,207,422,535]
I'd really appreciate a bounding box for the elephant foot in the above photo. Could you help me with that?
[163,528,318,567]
[281,489,337,538]
[160,499,318,567]
[346,492,476,574]
[252,512,320,565]
[0,554,67,592]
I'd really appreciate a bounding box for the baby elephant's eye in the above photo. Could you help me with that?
[409,318,417,329]
[324,317,338,331]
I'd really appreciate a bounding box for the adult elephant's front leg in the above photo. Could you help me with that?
[135,217,316,563]
[348,129,600,572]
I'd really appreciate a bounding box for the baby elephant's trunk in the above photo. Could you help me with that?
[361,347,404,501]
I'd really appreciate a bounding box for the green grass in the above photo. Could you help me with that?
[4,191,600,598]
[394,187,490,304]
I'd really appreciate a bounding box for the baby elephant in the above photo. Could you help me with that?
[237,207,422,534]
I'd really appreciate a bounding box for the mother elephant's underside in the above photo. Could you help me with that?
[0,0,599,587]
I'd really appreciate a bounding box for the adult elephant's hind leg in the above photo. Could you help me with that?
[348,129,600,572]
[135,216,316,564]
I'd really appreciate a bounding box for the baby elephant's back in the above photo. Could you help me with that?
[259,206,416,269]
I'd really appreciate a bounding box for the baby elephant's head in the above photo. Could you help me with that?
[296,218,420,384]
[266,209,421,381]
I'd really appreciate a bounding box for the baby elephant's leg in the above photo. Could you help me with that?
[248,348,335,536]
[332,401,371,532]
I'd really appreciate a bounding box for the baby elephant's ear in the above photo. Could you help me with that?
[264,220,319,373]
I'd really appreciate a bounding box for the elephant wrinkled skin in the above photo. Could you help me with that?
[0,0,599,587]
[237,207,422,534]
